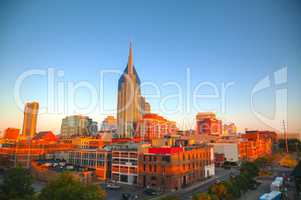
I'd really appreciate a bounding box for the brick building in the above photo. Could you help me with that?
[138,144,214,192]
[238,131,274,161]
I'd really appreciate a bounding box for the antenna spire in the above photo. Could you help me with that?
[128,41,133,74]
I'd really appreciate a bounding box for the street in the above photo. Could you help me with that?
[178,167,239,200]
[102,168,236,200]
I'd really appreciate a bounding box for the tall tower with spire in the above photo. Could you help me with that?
[117,43,142,137]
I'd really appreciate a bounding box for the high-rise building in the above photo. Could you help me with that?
[22,102,39,138]
[60,115,98,138]
[117,44,143,137]
[140,96,151,115]
[196,112,222,136]
[100,116,117,132]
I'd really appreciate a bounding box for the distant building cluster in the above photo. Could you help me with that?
[196,112,222,136]
[60,115,98,138]
[0,45,281,192]
[100,116,117,132]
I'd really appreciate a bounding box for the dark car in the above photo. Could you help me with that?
[121,193,138,200]
[144,188,159,196]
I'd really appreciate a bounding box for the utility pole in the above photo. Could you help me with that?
[282,120,289,153]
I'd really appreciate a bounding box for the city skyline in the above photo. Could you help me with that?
[0,0,300,134]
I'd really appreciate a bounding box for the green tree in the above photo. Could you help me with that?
[38,173,106,200]
[254,157,270,168]
[234,174,249,193]
[193,192,218,200]
[0,166,34,200]
[279,139,301,152]
[223,180,240,200]
[292,160,301,196]
[240,161,259,178]
[208,183,228,200]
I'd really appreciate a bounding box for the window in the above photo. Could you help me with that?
[162,156,170,162]
[120,175,128,183]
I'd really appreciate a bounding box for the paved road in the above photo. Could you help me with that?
[101,183,146,200]
[179,168,239,200]
[103,168,237,200]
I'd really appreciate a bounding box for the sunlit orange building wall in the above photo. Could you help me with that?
[136,113,177,141]
[238,131,274,161]
[22,102,39,138]
[138,145,214,191]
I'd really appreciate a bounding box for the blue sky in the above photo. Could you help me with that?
[0,0,300,134]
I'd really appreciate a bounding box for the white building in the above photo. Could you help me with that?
[211,143,239,162]
[205,147,215,177]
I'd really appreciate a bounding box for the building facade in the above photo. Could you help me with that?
[223,123,237,136]
[100,116,117,132]
[196,112,222,136]
[60,115,98,138]
[117,45,143,138]
[138,145,214,192]
[238,131,274,161]
[68,149,112,181]
[111,143,139,185]
[140,96,151,115]
[136,113,178,141]
[211,142,239,163]
[22,102,39,138]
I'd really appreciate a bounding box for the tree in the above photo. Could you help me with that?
[254,157,270,168]
[233,174,248,193]
[38,173,106,200]
[240,161,259,178]
[0,166,34,200]
[292,160,301,196]
[193,192,218,200]
[208,183,228,200]
[279,139,301,152]
[223,180,240,199]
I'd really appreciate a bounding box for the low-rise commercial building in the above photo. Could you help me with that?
[239,131,274,161]
[111,143,139,185]
[138,144,214,192]
[68,148,111,180]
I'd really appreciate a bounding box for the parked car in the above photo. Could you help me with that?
[106,182,120,189]
[144,188,160,196]
[121,193,138,200]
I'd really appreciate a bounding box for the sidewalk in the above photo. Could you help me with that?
[149,176,218,200]
[180,176,217,193]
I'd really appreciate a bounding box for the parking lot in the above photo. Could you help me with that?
[100,182,151,200]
